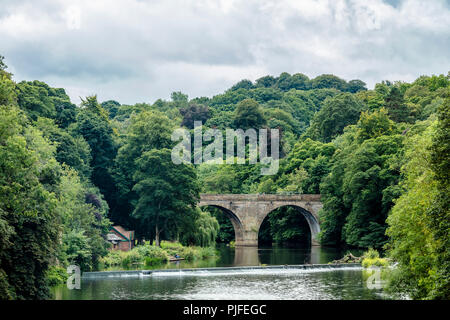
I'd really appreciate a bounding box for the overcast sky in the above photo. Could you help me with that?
[1,0,449,105]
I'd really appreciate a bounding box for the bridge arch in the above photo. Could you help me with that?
[198,204,244,245]
[256,204,320,246]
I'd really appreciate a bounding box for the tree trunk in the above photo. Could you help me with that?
[155,224,160,247]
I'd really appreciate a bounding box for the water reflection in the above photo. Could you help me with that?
[100,245,364,271]
[234,247,259,266]
[232,245,363,267]
[53,245,379,300]
[53,268,389,300]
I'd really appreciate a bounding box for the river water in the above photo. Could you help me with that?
[53,245,392,300]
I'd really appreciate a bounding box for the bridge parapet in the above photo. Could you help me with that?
[199,194,321,202]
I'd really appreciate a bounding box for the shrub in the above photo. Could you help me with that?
[198,247,217,259]
[136,245,169,265]
[363,248,380,260]
[46,266,68,287]
[98,241,217,270]
[362,248,388,268]
[181,247,197,261]
[121,250,143,267]
[99,250,123,268]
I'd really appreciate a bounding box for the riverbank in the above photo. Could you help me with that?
[99,241,218,270]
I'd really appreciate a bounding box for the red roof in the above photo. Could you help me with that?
[110,225,135,241]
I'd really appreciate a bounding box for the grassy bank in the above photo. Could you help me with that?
[99,241,218,269]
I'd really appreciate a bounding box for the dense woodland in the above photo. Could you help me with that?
[0,55,448,299]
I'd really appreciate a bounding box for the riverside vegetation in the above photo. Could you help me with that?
[100,241,218,269]
[0,54,448,299]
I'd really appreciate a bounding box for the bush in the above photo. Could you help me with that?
[198,247,217,259]
[121,250,143,267]
[46,266,68,287]
[136,245,169,265]
[363,248,380,260]
[181,247,197,261]
[98,241,217,269]
[362,248,388,268]
[99,250,123,268]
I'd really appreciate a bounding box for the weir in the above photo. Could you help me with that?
[199,194,323,247]
[82,263,362,279]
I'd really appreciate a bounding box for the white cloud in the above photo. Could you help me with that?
[0,0,449,104]
[63,5,82,30]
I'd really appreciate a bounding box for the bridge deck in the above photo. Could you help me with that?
[200,194,321,202]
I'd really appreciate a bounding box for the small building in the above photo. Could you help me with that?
[107,225,135,251]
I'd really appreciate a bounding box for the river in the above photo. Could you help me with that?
[52,245,394,300]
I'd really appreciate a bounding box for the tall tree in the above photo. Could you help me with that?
[307,92,364,142]
[73,96,117,208]
[0,105,60,299]
[427,95,450,298]
[385,86,411,122]
[232,98,266,129]
[310,74,347,91]
[180,103,210,128]
[113,111,173,228]
[385,117,448,299]
[132,149,200,246]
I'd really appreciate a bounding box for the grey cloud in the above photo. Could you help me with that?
[0,0,449,104]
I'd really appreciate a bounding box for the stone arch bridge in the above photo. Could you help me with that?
[199,194,322,247]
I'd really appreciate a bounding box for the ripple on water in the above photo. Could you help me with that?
[56,268,390,300]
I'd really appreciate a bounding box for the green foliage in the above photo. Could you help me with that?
[310,74,348,91]
[100,242,216,268]
[319,124,403,247]
[361,248,388,268]
[180,103,210,128]
[259,206,311,245]
[386,94,449,299]
[0,74,17,106]
[62,229,92,272]
[232,98,266,129]
[99,250,123,268]
[385,121,443,299]
[73,95,117,205]
[277,138,335,194]
[35,118,92,180]
[132,149,200,245]
[275,168,308,194]
[46,266,68,287]
[384,86,413,123]
[180,208,220,247]
[15,80,77,127]
[0,104,60,299]
[206,207,235,243]
[355,108,396,142]
[160,241,217,261]
[306,92,364,142]
[101,100,121,119]
[0,56,448,300]
[16,80,56,120]
[112,111,174,228]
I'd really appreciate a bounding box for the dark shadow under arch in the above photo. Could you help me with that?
[258,205,320,247]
